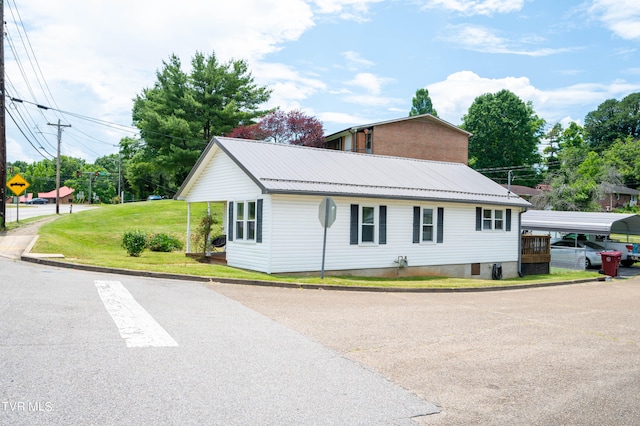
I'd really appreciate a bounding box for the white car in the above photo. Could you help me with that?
[550,240,611,269]
[554,234,636,267]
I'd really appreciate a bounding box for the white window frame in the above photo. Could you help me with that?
[421,207,435,243]
[235,200,257,242]
[483,208,504,231]
[494,209,504,230]
[360,205,377,244]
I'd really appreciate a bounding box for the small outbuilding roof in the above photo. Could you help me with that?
[176,137,530,207]
[522,210,640,235]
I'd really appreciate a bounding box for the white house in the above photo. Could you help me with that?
[175,137,531,279]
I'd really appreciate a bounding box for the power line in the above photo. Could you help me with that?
[5,107,53,159]
[7,0,62,114]
[7,95,209,146]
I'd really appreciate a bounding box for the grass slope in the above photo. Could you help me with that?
[32,200,600,288]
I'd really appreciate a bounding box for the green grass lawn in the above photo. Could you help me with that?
[30,200,601,288]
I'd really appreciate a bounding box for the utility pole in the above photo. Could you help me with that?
[47,119,71,214]
[1,0,7,230]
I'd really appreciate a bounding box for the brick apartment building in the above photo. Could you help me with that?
[324,113,471,165]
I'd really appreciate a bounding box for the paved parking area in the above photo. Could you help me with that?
[212,277,640,425]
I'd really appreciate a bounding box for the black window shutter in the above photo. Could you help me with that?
[437,207,444,243]
[350,204,359,245]
[506,208,512,232]
[413,206,420,243]
[379,206,387,245]
[256,199,263,243]
[475,207,482,231]
[228,201,234,241]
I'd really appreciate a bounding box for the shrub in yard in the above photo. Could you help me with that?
[122,230,148,257]
[195,213,219,255]
[148,233,184,252]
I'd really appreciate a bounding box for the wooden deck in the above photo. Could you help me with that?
[521,234,551,263]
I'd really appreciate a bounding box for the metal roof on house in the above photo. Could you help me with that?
[38,186,75,198]
[522,210,640,235]
[176,136,530,207]
[324,113,472,140]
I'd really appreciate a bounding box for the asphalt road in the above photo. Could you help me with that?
[4,204,95,223]
[0,258,437,425]
[213,275,640,425]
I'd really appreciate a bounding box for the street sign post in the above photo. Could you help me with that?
[6,174,29,196]
[319,197,337,278]
[6,174,30,223]
[319,197,337,228]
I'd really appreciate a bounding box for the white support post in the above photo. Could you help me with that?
[186,202,191,253]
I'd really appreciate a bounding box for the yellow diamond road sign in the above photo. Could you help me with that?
[6,174,30,196]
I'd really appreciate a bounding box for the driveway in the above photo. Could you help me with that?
[212,277,640,425]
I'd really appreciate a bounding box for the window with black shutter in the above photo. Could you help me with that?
[379,206,387,245]
[350,204,359,245]
[227,201,234,241]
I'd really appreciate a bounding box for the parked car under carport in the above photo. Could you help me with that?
[550,240,612,269]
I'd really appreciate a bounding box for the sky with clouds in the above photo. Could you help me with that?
[4,0,640,163]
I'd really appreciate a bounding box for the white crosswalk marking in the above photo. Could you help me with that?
[94,280,178,348]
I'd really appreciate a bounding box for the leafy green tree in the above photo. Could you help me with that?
[117,136,169,201]
[462,89,545,179]
[7,161,28,175]
[132,51,271,189]
[584,92,640,153]
[409,88,438,117]
[551,122,589,173]
[534,150,624,211]
[559,121,585,149]
[603,136,640,187]
[24,160,55,193]
[18,156,86,195]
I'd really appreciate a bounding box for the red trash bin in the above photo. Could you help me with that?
[599,251,622,277]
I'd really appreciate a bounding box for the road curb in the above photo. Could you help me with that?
[19,254,602,293]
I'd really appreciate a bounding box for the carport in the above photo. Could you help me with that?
[521,210,640,238]
[522,210,640,270]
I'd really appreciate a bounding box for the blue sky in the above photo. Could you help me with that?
[5,0,640,163]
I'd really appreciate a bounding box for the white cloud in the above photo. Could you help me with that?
[442,25,578,56]
[342,51,375,70]
[345,73,395,94]
[253,62,327,112]
[421,0,524,16]
[319,111,374,128]
[4,0,317,161]
[428,71,640,125]
[343,94,403,106]
[312,0,384,21]
[589,0,640,40]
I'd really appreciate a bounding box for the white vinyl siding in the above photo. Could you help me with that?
[184,149,261,202]
[266,196,520,273]
[226,197,271,273]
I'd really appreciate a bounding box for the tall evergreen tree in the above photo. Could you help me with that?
[409,88,438,117]
[132,52,271,189]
